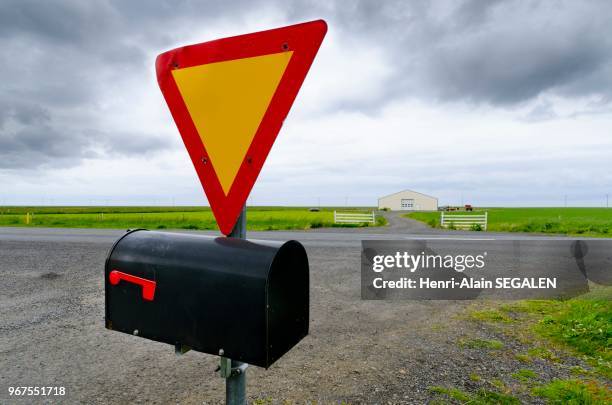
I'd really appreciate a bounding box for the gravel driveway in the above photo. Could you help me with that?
[0,215,599,404]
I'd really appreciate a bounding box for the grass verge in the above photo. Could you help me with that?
[498,290,612,378]
[429,386,520,404]
[0,206,387,231]
[406,207,612,237]
[456,286,611,403]
[532,379,610,403]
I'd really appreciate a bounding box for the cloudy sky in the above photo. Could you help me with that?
[1,0,611,207]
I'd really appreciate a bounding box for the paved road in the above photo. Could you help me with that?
[0,215,597,404]
[0,211,584,246]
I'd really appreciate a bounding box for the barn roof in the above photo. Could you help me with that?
[378,189,438,201]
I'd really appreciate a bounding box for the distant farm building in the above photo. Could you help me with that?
[378,189,438,211]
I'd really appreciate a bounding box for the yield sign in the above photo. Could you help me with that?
[156,20,327,235]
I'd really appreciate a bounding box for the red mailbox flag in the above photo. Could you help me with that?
[156,20,327,235]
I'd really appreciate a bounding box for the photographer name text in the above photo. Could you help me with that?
[372,277,557,289]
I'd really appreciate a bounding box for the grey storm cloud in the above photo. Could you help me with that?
[423,2,612,104]
[0,101,171,169]
[1,0,611,169]
[312,0,612,107]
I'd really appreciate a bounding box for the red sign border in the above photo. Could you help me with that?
[156,20,327,235]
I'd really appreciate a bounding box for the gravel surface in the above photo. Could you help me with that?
[0,214,598,404]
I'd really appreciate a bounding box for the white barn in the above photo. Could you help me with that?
[378,189,438,211]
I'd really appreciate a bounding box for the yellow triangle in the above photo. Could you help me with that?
[172,51,293,195]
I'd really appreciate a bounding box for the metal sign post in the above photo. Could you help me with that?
[220,204,248,404]
[153,20,325,404]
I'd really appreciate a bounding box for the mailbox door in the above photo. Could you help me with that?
[266,240,309,366]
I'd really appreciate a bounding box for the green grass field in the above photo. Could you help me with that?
[406,207,612,237]
[454,286,612,403]
[0,206,386,231]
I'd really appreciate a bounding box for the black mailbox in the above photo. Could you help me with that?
[104,230,309,368]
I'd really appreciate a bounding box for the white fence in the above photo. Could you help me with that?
[441,212,488,230]
[334,211,376,224]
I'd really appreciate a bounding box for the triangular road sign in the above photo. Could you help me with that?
[156,20,327,235]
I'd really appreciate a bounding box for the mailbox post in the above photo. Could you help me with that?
[223,204,247,405]
[105,223,310,401]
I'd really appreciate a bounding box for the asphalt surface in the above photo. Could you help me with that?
[0,213,596,404]
[0,211,586,246]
